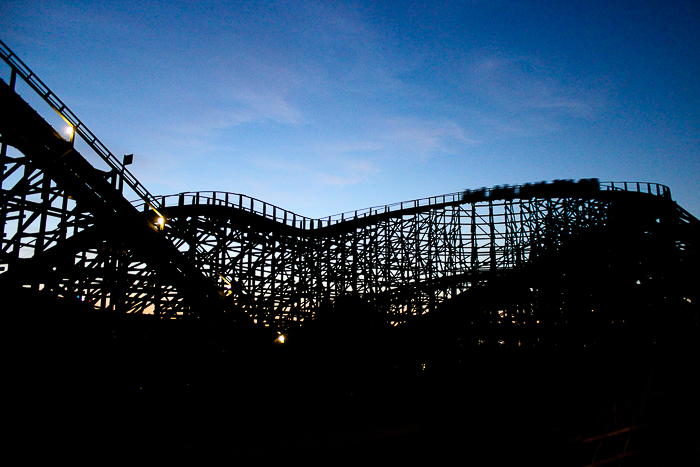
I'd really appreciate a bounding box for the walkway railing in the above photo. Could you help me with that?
[144,191,466,229]
[601,181,671,197]
[143,180,671,232]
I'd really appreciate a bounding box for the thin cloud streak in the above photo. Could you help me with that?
[381,118,477,158]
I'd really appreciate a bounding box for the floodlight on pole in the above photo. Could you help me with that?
[118,154,134,193]
[64,125,75,145]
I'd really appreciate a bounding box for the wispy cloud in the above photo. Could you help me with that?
[226,89,305,126]
[305,161,381,188]
[380,118,476,157]
[452,53,602,138]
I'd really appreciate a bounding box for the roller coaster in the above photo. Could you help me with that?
[1,40,698,331]
[4,39,700,466]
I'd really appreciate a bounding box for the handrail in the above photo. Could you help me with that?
[133,192,314,229]
[134,190,465,229]
[140,180,672,232]
[0,39,163,213]
[600,181,671,197]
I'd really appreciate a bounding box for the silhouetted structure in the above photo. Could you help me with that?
[2,40,698,465]
[2,40,698,329]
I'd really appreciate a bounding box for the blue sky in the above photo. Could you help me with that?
[2,0,699,217]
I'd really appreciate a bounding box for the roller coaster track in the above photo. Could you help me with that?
[2,40,698,326]
[0,40,220,315]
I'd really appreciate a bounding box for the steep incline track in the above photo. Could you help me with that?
[0,62,220,316]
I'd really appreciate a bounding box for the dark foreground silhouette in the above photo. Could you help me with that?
[8,288,698,465]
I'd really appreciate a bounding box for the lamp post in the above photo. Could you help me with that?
[119,154,133,193]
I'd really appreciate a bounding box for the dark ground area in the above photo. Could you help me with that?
[7,289,699,465]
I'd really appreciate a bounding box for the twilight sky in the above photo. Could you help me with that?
[2,0,699,217]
